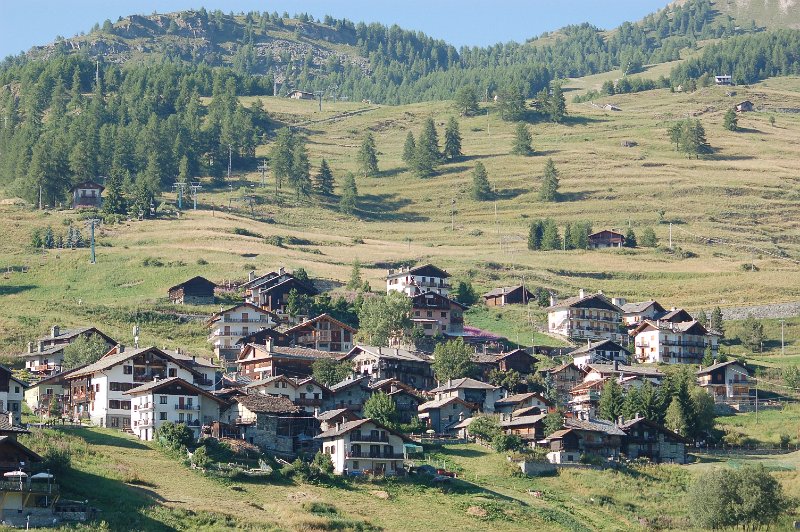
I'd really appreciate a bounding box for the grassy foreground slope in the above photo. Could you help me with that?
[1,78,800,356]
[23,426,800,531]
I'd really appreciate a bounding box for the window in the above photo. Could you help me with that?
[123,418,130,428]
[423,324,433,330]
[160,396,168,404]
[352,461,359,470]
[168,368,177,378]
[96,384,100,392]
[109,417,119,428]
[122,401,131,410]
[414,311,420,317]
[159,412,167,420]
[109,400,120,409]
[14,386,20,394]
[426,311,433,318]
[441,312,447,318]
[11,403,18,412]
[45,388,53,395]
[187,414,193,422]
[329,445,335,454]
[123,366,133,375]
[178,413,185,422]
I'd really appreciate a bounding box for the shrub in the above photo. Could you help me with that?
[492,433,523,453]
[196,258,208,265]
[191,446,210,469]
[141,257,165,267]
[468,415,501,442]
[156,422,194,451]
[264,235,284,247]
[232,227,262,238]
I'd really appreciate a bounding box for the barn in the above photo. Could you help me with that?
[168,276,216,305]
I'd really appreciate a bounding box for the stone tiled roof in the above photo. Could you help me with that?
[236,394,299,414]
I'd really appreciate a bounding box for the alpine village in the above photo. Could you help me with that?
[1,0,800,530]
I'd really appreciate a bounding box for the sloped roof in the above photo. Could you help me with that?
[125,377,227,404]
[35,326,116,345]
[284,313,358,335]
[697,360,750,376]
[316,408,361,422]
[387,263,449,279]
[238,343,340,363]
[0,413,29,435]
[208,303,278,324]
[167,350,218,370]
[633,319,709,336]
[167,276,216,293]
[495,392,551,407]
[0,436,42,461]
[482,286,530,298]
[546,292,622,312]
[329,375,369,392]
[586,363,663,378]
[548,361,587,375]
[621,301,665,314]
[618,417,691,443]
[410,291,467,310]
[29,365,88,386]
[235,394,299,414]
[418,395,475,412]
[660,308,694,323]
[315,417,412,442]
[344,345,431,363]
[565,418,626,436]
[70,180,104,191]
[68,346,201,379]
[429,377,497,393]
[18,344,66,359]
[570,340,631,357]
[500,414,547,428]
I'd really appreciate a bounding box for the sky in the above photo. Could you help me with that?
[0,0,670,59]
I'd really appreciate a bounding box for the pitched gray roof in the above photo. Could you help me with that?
[69,346,200,379]
[429,377,497,393]
[586,363,664,377]
[697,360,749,376]
[570,340,630,357]
[236,394,299,414]
[565,418,626,436]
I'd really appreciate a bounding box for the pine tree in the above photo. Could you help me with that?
[511,123,533,156]
[347,259,362,290]
[314,158,334,195]
[539,158,560,202]
[640,227,658,247]
[723,109,738,132]
[454,86,479,116]
[710,306,725,337]
[102,174,126,215]
[413,118,440,178]
[402,132,416,165]
[697,310,709,327]
[269,127,294,189]
[599,378,624,421]
[547,84,567,123]
[178,155,191,183]
[290,139,311,199]
[357,132,379,177]
[665,397,686,435]
[470,162,492,200]
[624,228,637,248]
[339,172,357,215]
[540,219,561,250]
[43,226,54,249]
[443,117,462,161]
[563,224,574,250]
[528,220,544,251]
[497,82,526,121]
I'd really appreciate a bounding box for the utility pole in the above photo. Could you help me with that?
[314,90,325,112]
[86,218,100,264]
[781,319,785,356]
[486,108,490,136]
[227,144,232,181]
[257,160,268,188]
[189,182,202,210]
[669,223,673,249]
[755,377,759,424]
[95,59,100,86]
[172,181,188,210]
[451,198,456,232]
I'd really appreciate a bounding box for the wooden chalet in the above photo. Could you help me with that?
[618,416,690,463]
[70,181,104,209]
[284,314,357,353]
[410,291,466,336]
[343,345,434,390]
[237,340,340,380]
[588,230,625,249]
[482,286,534,307]
[168,276,216,305]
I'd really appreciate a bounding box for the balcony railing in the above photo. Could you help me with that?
[346,451,404,459]
[135,403,154,411]
[174,404,200,411]
[193,378,214,387]
[295,398,322,407]
[350,433,390,443]
[133,372,167,383]
[0,480,60,494]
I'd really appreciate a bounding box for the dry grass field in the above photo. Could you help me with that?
[1,77,800,357]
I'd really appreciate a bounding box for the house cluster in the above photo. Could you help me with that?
[7,262,750,477]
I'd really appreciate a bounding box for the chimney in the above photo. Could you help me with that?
[279,266,285,275]
[613,360,619,371]
[117,344,125,353]
[7,412,13,426]
[27,342,33,354]
[579,289,585,299]
[265,338,273,351]
[249,270,256,282]
[51,325,60,338]
[549,294,557,307]
[336,421,341,432]
[37,340,43,353]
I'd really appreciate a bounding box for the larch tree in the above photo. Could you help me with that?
[443,117,463,161]
[470,161,492,201]
[454,85,480,116]
[339,172,358,215]
[413,118,440,178]
[539,158,560,202]
[357,132,379,177]
[314,158,335,196]
[402,132,416,165]
[511,123,533,155]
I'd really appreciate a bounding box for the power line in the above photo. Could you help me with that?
[672,225,800,265]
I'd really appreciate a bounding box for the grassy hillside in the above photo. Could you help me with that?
[1,77,799,359]
[20,425,800,531]
[710,0,800,29]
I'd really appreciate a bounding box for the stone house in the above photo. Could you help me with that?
[547,291,627,344]
[619,417,690,464]
[316,419,409,476]
[168,276,216,305]
[343,345,434,391]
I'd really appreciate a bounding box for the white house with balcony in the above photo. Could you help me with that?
[632,320,718,365]
[207,303,278,365]
[64,346,213,430]
[696,360,752,404]
[126,377,228,441]
[0,366,27,425]
[547,291,626,344]
[316,418,409,476]
[386,264,451,297]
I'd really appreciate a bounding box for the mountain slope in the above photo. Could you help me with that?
[700,0,800,29]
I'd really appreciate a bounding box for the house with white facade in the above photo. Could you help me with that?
[429,378,506,413]
[632,320,718,364]
[284,314,357,352]
[127,377,228,441]
[696,360,752,404]
[20,326,116,377]
[0,366,27,425]
[386,264,451,297]
[547,291,626,344]
[570,340,631,368]
[64,346,213,430]
[344,345,434,390]
[620,301,667,328]
[207,303,278,365]
[316,418,409,476]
